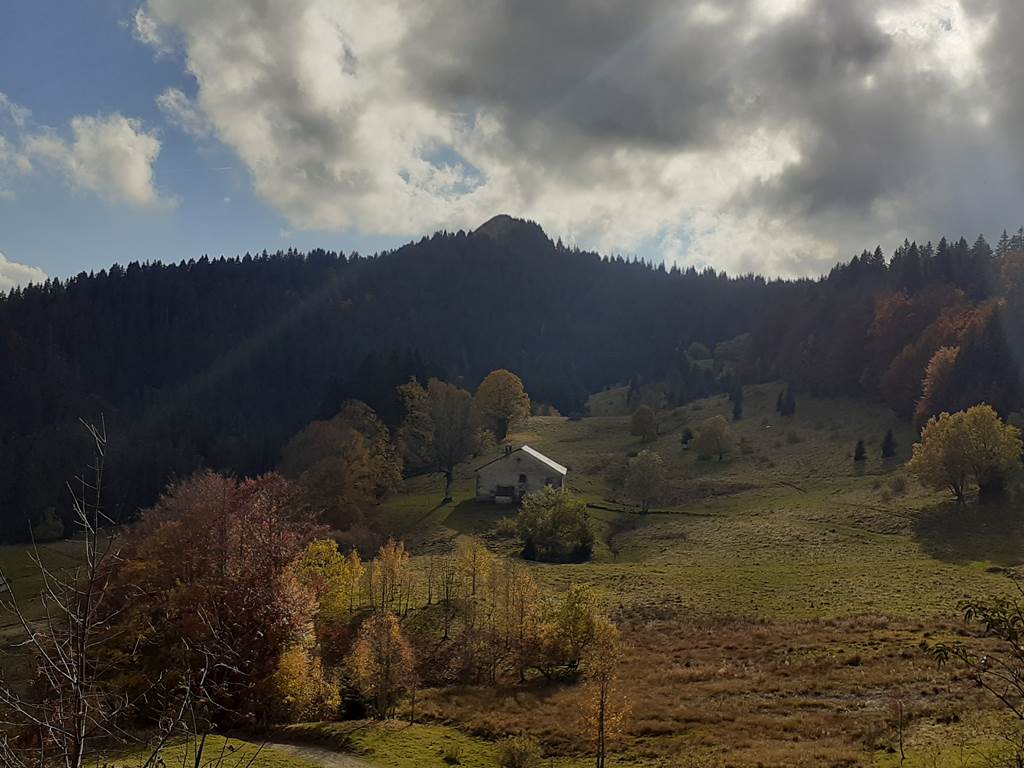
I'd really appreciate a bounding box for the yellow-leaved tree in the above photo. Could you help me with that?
[580,617,629,768]
[908,404,1022,502]
[273,644,341,722]
[348,611,416,719]
[474,369,531,442]
[287,539,366,630]
[694,415,734,461]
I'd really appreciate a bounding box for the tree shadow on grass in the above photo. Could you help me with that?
[443,498,513,536]
[913,499,1024,565]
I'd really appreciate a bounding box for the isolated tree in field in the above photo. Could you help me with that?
[515,487,593,563]
[854,439,866,462]
[581,617,628,768]
[397,378,476,502]
[348,611,415,719]
[881,428,897,459]
[625,450,664,512]
[630,405,657,442]
[694,415,734,461]
[908,405,1022,503]
[474,369,531,441]
[680,427,694,449]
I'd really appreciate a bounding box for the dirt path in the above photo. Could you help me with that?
[264,742,372,767]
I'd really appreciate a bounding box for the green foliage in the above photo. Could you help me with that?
[624,449,664,512]
[908,404,1023,502]
[694,415,734,461]
[514,487,593,563]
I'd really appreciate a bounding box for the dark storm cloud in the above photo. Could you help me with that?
[403,0,1020,240]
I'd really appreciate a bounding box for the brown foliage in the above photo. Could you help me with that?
[280,400,402,530]
[108,471,321,726]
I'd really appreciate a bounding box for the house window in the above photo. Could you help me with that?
[518,474,527,484]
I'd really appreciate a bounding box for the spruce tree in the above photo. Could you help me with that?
[881,428,897,459]
[854,439,866,462]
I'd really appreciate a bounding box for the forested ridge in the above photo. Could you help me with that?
[2,215,1023,540]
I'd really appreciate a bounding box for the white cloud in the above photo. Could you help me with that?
[156,87,211,137]
[132,7,173,55]
[0,91,168,208]
[0,251,46,292]
[23,114,166,207]
[134,0,1004,277]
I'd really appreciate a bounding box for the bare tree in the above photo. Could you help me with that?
[933,574,1024,767]
[0,420,127,767]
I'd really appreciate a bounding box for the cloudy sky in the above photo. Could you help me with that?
[1,0,1022,289]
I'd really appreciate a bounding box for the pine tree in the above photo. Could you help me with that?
[853,439,866,462]
[998,229,1011,258]
[881,428,897,459]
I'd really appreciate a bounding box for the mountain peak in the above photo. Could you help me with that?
[474,214,551,246]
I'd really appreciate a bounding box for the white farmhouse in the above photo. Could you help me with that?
[475,444,567,503]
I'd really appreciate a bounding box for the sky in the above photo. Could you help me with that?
[1,0,1023,290]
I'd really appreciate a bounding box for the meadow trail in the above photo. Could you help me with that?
[265,742,372,768]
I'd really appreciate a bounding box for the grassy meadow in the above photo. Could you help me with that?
[374,383,1021,766]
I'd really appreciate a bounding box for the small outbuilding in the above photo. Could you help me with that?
[475,444,567,503]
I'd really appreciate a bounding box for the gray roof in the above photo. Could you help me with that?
[475,444,568,475]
